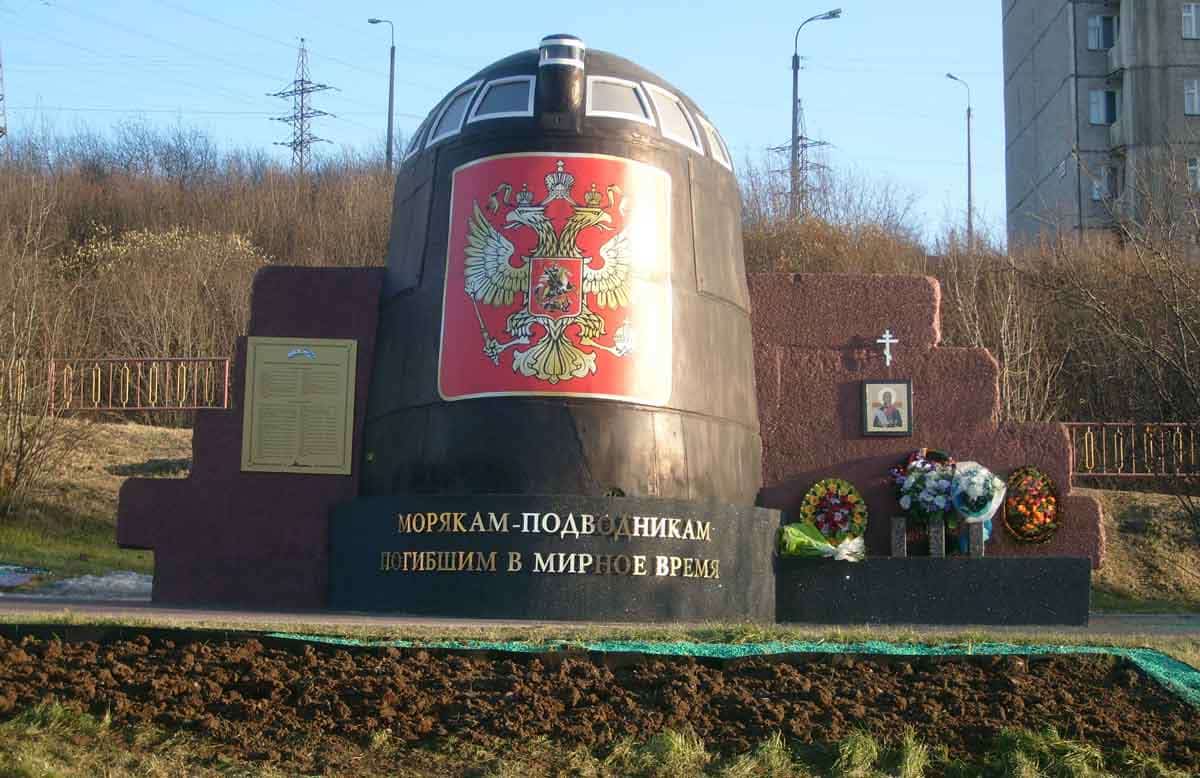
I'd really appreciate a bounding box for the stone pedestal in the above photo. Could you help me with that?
[969,522,987,558]
[331,495,779,622]
[776,557,1091,625]
[890,516,907,558]
[928,517,946,558]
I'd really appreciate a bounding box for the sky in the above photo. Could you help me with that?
[0,0,1005,244]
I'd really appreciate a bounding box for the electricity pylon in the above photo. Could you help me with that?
[269,38,334,172]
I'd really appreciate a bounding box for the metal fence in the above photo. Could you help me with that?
[48,358,231,413]
[0,359,29,407]
[1064,422,1199,479]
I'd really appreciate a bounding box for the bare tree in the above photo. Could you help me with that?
[0,175,95,516]
[940,246,1068,423]
[1042,147,1200,423]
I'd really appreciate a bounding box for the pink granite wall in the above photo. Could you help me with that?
[117,267,385,608]
[750,272,1105,568]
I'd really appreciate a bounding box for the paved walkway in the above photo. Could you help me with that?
[1,596,1199,638]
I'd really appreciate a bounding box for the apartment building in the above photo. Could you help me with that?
[1003,0,1200,244]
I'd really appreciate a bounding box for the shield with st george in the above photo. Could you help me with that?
[438,152,673,403]
[529,258,583,319]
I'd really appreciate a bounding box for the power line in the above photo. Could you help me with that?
[270,38,332,172]
[1,7,420,138]
[255,0,481,70]
[48,1,405,117]
[8,105,371,116]
[150,0,447,93]
[0,9,275,110]
[51,2,283,83]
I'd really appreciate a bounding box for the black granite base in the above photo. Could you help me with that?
[776,557,1091,626]
[329,495,780,622]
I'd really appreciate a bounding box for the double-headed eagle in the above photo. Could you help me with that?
[463,160,635,384]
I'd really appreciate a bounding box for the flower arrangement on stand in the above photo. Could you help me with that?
[779,478,867,562]
[1003,466,1059,543]
[889,449,956,553]
[951,461,1006,552]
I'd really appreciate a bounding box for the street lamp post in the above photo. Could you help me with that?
[946,72,973,247]
[368,17,396,172]
[791,8,842,219]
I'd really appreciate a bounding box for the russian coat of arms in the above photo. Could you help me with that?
[438,153,672,404]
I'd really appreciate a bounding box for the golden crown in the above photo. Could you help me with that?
[544,160,575,201]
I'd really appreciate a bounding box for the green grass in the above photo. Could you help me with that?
[0,701,286,777]
[0,420,187,586]
[0,498,153,581]
[1090,588,1200,614]
[832,730,881,777]
[2,712,1192,778]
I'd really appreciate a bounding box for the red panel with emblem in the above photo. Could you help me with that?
[438,152,672,404]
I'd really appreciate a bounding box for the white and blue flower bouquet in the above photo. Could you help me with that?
[951,460,1006,550]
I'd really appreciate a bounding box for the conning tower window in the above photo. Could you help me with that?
[403,116,431,161]
[426,81,482,146]
[643,83,703,153]
[539,35,586,68]
[585,76,654,125]
[696,115,733,171]
[468,76,536,122]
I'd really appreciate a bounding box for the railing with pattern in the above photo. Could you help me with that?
[0,359,30,408]
[48,358,231,413]
[1065,423,1199,479]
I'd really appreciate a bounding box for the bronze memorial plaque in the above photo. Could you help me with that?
[241,337,357,475]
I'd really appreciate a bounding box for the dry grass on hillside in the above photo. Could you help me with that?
[1090,489,1200,611]
[41,420,192,517]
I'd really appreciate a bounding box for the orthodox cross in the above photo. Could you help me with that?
[876,328,899,367]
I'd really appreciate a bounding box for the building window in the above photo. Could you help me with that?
[467,76,535,122]
[426,81,482,146]
[1189,158,1200,192]
[1088,15,1118,50]
[1186,4,1200,39]
[1188,79,1200,115]
[585,76,654,125]
[643,83,704,153]
[1089,89,1119,124]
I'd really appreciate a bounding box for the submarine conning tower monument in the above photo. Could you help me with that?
[116,33,1098,624]
[117,33,778,621]
[359,34,762,505]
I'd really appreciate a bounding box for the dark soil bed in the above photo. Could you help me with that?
[1,633,1197,774]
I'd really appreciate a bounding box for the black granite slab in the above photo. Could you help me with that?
[330,494,780,622]
[776,557,1090,625]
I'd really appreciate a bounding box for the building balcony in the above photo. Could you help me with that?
[1109,114,1128,149]
[1107,43,1125,76]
